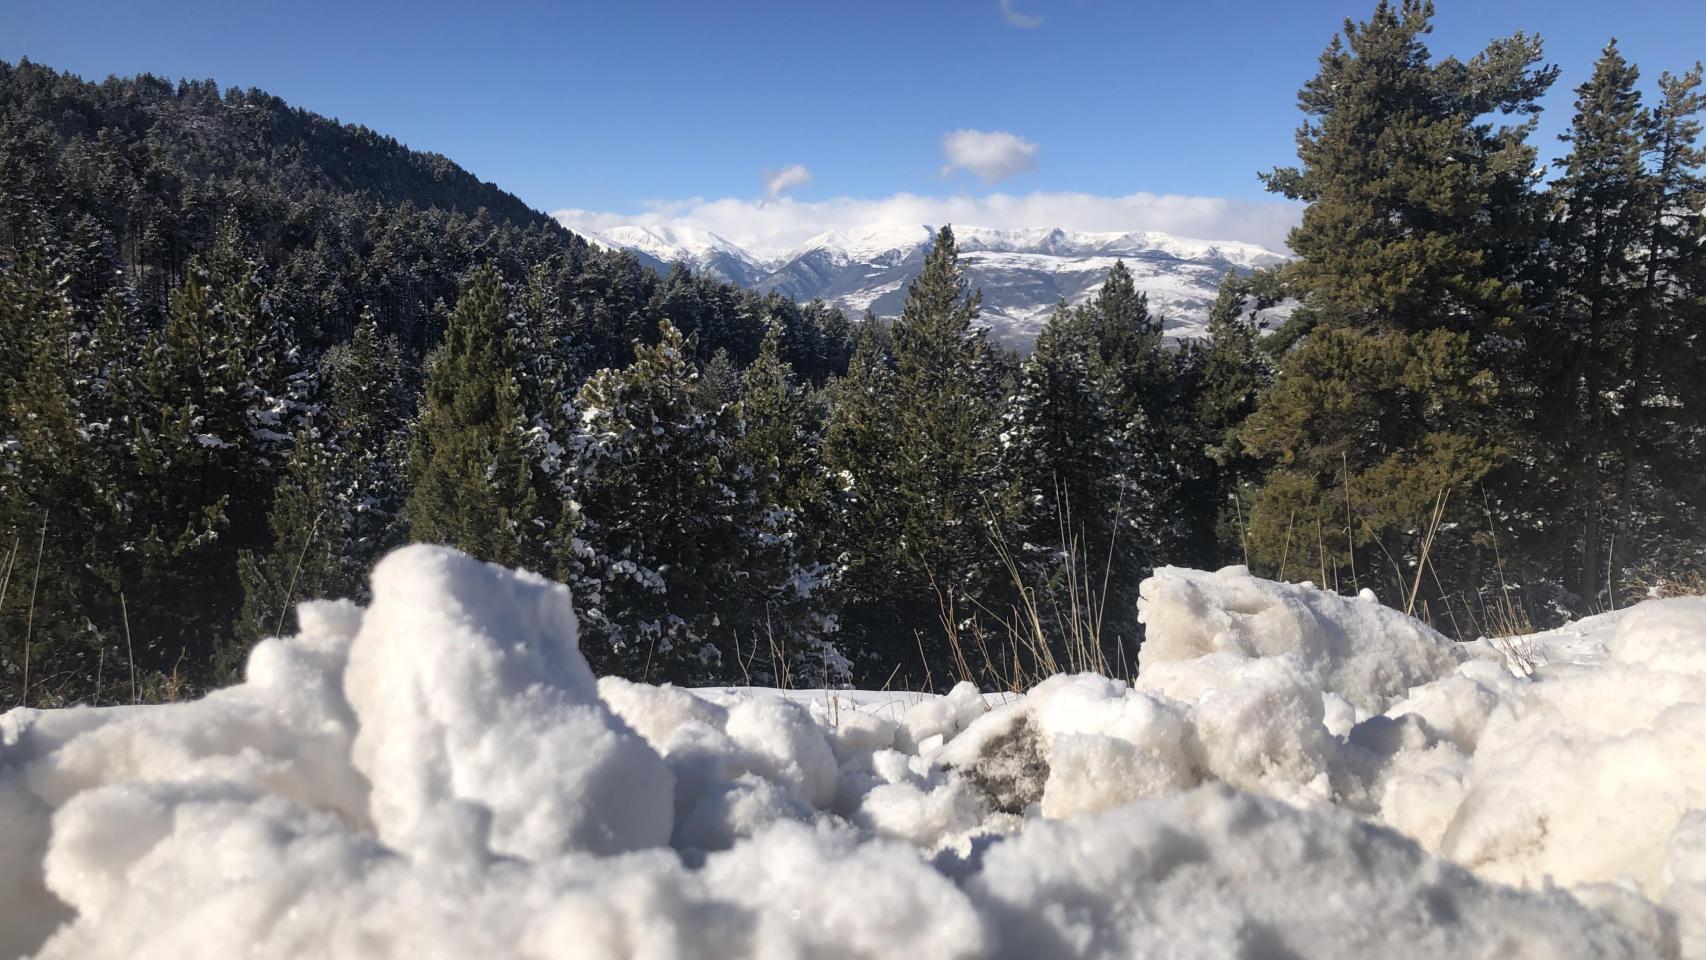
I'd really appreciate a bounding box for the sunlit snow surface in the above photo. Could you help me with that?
[4,546,1704,958]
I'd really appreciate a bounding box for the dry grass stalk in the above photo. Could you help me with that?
[1406,487,1450,617]
[22,515,48,708]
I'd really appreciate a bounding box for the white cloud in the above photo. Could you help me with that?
[940,129,1040,185]
[761,163,811,202]
[554,190,1301,260]
[999,0,1043,28]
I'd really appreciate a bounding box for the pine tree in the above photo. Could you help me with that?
[232,424,337,680]
[1613,63,1706,590]
[1073,261,1199,565]
[735,324,847,685]
[1077,261,1165,423]
[119,231,308,682]
[821,315,902,677]
[1539,41,1655,603]
[1000,303,1138,668]
[1196,271,1276,565]
[822,314,896,491]
[0,218,69,414]
[1198,273,1273,472]
[405,262,542,568]
[1246,0,1556,605]
[324,312,413,588]
[739,324,833,533]
[1260,1,1556,335]
[568,320,795,683]
[698,347,742,412]
[234,312,412,669]
[826,228,1012,685]
[889,226,1011,591]
[0,59,881,693]
[0,221,113,705]
[513,261,581,576]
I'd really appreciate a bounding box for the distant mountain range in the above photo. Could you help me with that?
[559,220,1292,346]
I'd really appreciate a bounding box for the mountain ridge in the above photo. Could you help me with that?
[562,218,1291,344]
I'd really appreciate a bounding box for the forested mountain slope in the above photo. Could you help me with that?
[0,58,855,372]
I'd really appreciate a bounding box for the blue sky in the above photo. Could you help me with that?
[4,0,1702,251]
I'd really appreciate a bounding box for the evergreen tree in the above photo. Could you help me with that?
[1613,63,1706,591]
[0,221,118,705]
[323,312,413,588]
[1073,261,1199,566]
[119,232,308,682]
[235,312,412,670]
[821,315,902,677]
[822,314,896,493]
[1539,41,1655,603]
[513,261,582,575]
[739,324,835,539]
[698,347,742,412]
[1196,271,1277,565]
[405,262,543,568]
[231,424,336,680]
[735,324,847,685]
[826,228,1012,685]
[1247,0,1556,606]
[1198,272,1274,473]
[569,321,810,683]
[1000,303,1138,669]
[1076,261,1165,423]
[0,58,864,695]
[1260,1,1556,334]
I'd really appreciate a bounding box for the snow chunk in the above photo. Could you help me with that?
[968,786,1655,959]
[597,675,728,751]
[1139,565,1463,712]
[724,699,840,810]
[344,546,673,860]
[0,599,370,958]
[1427,597,1706,898]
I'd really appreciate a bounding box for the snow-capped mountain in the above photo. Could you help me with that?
[566,220,1291,346]
[583,224,777,287]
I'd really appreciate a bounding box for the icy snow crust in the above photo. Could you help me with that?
[3,551,1704,958]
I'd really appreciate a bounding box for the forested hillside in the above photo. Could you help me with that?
[2,0,1704,709]
[0,59,858,704]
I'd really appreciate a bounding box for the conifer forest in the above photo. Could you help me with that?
[2,2,1703,709]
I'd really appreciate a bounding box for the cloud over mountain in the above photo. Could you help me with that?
[761,163,811,201]
[940,129,1040,184]
[554,189,1300,261]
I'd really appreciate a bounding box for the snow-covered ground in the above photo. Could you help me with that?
[4,545,1704,958]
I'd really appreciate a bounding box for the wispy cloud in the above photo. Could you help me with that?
[761,163,811,202]
[939,129,1039,185]
[554,190,1301,260]
[999,0,1043,28]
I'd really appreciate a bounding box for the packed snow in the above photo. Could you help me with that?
[4,546,1706,958]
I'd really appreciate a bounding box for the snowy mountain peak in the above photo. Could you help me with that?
[583,224,755,265]
[786,223,939,264]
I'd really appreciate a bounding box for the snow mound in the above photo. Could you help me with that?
[4,546,1705,958]
[1406,598,1706,899]
[344,547,673,861]
[969,786,1651,960]
[1139,564,1463,712]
